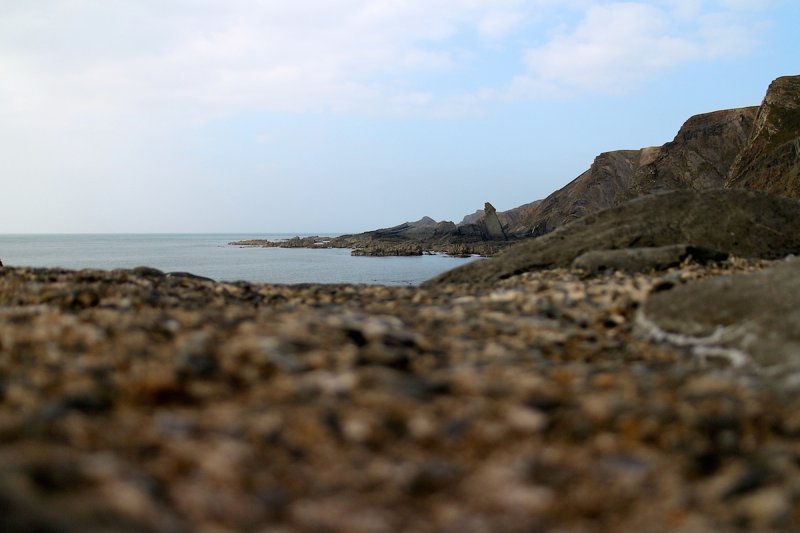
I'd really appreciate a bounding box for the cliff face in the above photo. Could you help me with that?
[630,107,758,195]
[726,76,800,198]
[313,75,800,256]
[506,149,648,237]
[506,107,758,238]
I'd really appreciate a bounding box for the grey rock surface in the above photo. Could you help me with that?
[427,189,800,285]
[572,245,729,274]
[638,258,800,371]
[505,107,757,238]
[480,202,507,241]
[631,107,758,195]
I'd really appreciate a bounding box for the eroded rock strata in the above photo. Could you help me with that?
[235,76,799,256]
[727,76,800,198]
[428,189,800,286]
[231,212,510,258]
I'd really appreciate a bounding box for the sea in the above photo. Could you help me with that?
[0,234,480,286]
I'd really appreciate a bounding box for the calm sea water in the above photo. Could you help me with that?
[0,234,479,286]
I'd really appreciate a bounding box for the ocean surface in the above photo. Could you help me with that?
[0,234,480,286]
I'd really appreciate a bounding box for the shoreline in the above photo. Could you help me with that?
[0,234,479,286]
[230,234,511,257]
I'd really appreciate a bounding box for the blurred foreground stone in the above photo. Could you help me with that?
[2,261,800,532]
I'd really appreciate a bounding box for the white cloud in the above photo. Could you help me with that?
[0,0,537,127]
[515,1,766,97]
[477,10,525,39]
[0,0,771,127]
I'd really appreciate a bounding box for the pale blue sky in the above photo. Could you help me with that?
[1,1,798,233]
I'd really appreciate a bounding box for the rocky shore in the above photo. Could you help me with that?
[230,230,508,258]
[232,235,504,259]
[230,203,514,257]
[234,75,800,259]
[2,74,799,531]
[2,252,800,532]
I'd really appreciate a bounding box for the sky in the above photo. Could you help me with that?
[1,1,798,234]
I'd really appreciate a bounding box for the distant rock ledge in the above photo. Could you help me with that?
[230,203,515,257]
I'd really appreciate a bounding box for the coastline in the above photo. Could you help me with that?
[230,234,510,258]
[0,234,478,285]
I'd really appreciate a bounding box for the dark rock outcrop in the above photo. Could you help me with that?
[727,75,800,198]
[351,242,424,256]
[236,76,800,264]
[233,203,515,257]
[479,202,507,241]
[342,206,511,256]
[630,107,758,195]
[571,245,728,274]
[507,149,650,237]
[505,108,757,238]
[371,216,439,239]
[427,189,800,285]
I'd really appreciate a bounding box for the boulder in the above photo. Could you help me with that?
[637,258,800,370]
[571,245,728,274]
[426,189,800,285]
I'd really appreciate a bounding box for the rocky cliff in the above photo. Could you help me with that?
[236,76,799,257]
[429,189,800,285]
[505,106,758,237]
[504,75,798,238]
[630,107,758,195]
[506,149,651,237]
[726,75,800,198]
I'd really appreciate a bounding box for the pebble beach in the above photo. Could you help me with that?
[2,258,799,532]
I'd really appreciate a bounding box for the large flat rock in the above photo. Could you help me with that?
[427,189,800,285]
[638,258,800,370]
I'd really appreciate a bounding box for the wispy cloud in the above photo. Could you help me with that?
[512,1,767,98]
[0,0,772,127]
[0,0,537,125]
[0,0,787,233]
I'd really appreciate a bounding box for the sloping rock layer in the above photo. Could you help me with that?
[428,189,800,285]
[727,75,800,198]
[639,258,800,370]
